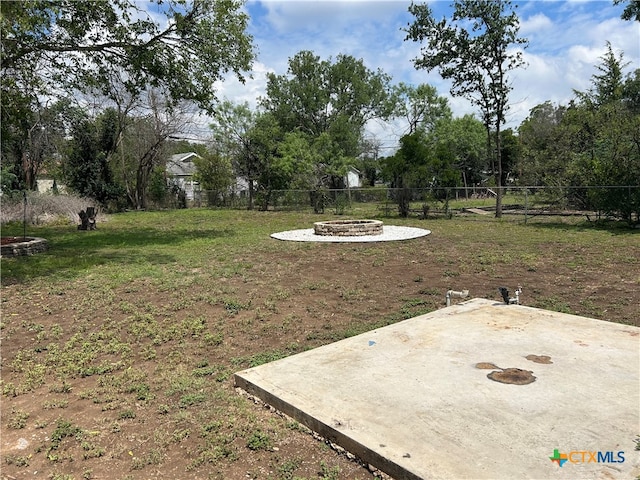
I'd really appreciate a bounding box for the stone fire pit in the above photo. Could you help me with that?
[313,219,383,237]
[271,220,430,243]
[0,237,49,257]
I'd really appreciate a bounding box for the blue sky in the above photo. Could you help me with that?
[210,0,639,148]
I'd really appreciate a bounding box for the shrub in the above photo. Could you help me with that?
[0,192,102,226]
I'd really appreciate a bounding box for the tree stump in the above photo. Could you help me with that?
[78,207,97,230]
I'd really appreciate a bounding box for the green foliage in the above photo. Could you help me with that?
[382,129,460,216]
[246,430,272,451]
[263,50,394,137]
[4,454,31,467]
[614,0,640,22]
[406,0,528,216]
[2,0,254,209]
[118,409,136,420]
[147,169,170,207]
[233,346,299,368]
[179,392,207,408]
[0,97,68,191]
[500,129,521,185]
[261,50,394,189]
[1,0,254,114]
[50,419,83,450]
[64,110,123,205]
[193,152,233,205]
[393,82,452,134]
[576,42,629,107]
[319,461,341,480]
[276,132,318,190]
[208,100,262,209]
[432,114,487,187]
[7,409,29,429]
[518,44,640,224]
[249,113,290,209]
[0,164,19,197]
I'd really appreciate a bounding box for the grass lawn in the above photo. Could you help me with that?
[1,207,638,479]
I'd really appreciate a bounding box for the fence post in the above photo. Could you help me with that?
[23,191,27,240]
[524,189,528,224]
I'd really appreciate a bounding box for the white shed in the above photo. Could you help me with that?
[345,167,361,189]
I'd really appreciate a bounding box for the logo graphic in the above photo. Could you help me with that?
[549,449,568,467]
[549,449,625,467]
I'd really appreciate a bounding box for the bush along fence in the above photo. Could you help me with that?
[192,186,639,225]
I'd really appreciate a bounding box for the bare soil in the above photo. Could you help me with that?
[1,222,638,480]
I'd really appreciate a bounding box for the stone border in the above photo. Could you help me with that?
[314,219,383,236]
[0,237,49,257]
[271,226,431,243]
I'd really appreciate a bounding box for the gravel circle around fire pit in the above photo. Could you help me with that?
[271,226,431,242]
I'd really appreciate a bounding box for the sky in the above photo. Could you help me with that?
[207,0,639,151]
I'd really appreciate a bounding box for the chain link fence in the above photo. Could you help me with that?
[191,186,639,224]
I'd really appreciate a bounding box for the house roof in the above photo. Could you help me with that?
[166,152,201,177]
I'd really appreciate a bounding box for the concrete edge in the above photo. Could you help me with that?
[233,373,422,480]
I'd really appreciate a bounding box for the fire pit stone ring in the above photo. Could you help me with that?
[313,219,383,237]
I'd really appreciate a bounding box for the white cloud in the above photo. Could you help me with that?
[215,62,274,109]
[519,13,553,34]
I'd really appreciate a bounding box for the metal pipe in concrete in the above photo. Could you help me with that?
[446,289,469,307]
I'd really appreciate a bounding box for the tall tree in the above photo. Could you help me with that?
[358,137,384,187]
[381,129,460,217]
[1,0,254,193]
[575,42,629,107]
[65,108,123,204]
[193,152,234,206]
[430,114,486,192]
[0,95,67,191]
[393,83,451,135]
[517,101,567,186]
[116,91,191,209]
[246,112,290,210]
[261,50,394,187]
[569,45,640,223]
[518,47,640,224]
[499,128,521,186]
[1,0,254,113]
[405,0,527,217]
[208,100,260,209]
[381,132,431,217]
[622,68,640,114]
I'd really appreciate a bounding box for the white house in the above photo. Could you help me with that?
[166,152,201,200]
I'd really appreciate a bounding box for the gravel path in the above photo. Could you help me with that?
[270,226,431,242]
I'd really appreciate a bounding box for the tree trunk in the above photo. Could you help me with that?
[247,178,254,210]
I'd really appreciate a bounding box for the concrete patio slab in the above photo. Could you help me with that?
[234,298,639,479]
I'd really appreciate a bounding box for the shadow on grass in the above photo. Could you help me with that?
[526,219,640,235]
[1,225,236,285]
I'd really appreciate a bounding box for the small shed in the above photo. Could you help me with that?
[166,152,201,200]
[345,167,361,189]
